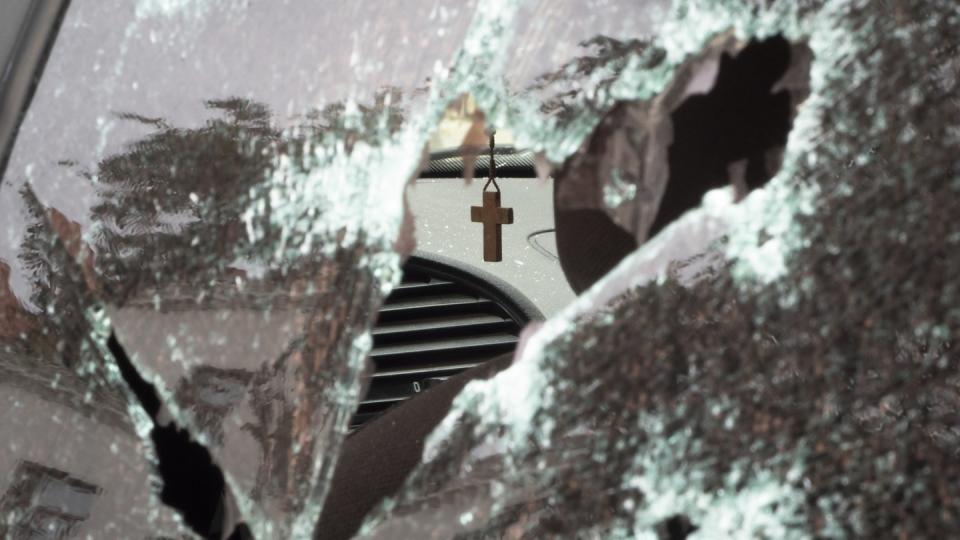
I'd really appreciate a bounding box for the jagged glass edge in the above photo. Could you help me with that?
[356,0,891,535]
[85,0,529,535]
[83,305,198,537]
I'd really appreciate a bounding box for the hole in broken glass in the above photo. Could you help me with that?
[358,93,573,421]
[648,35,808,237]
[656,514,698,540]
[410,95,574,313]
[107,333,236,539]
[551,33,812,294]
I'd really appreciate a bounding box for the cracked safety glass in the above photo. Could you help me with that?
[2,0,959,539]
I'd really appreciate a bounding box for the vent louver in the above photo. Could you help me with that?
[350,255,537,430]
[419,147,537,179]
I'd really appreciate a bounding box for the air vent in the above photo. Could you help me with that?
[419,147,537,179]
[349,255,537,430]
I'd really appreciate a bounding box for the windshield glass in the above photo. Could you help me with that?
[1,0,957,538]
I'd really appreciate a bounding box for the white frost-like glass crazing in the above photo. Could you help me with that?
[2,0,958,537]
[357,0,960,538]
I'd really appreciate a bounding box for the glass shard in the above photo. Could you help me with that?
[1,0,957,538]
[0,189,190,537]
[357,1,960,538]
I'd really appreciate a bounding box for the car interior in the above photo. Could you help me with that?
[1,1,957,539]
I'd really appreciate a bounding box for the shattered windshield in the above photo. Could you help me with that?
[1,0,958,538]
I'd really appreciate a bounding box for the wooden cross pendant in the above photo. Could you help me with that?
[470,190,513,262]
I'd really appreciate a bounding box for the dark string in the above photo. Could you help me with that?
[482,131,500,193]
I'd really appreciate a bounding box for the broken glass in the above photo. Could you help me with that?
[1,187,189,537]
[2,0,479,536]
[0,0,957,538]
[356,1,960,538]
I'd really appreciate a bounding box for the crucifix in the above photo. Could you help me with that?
[470,131,513,262]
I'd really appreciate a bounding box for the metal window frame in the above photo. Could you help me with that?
[0,0,72,182]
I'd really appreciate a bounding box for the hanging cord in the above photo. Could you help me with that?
[482,130,500,192]
[527,228,559,261]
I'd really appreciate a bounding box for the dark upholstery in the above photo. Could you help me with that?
[554,208,637,295]
[315,353,514,539]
